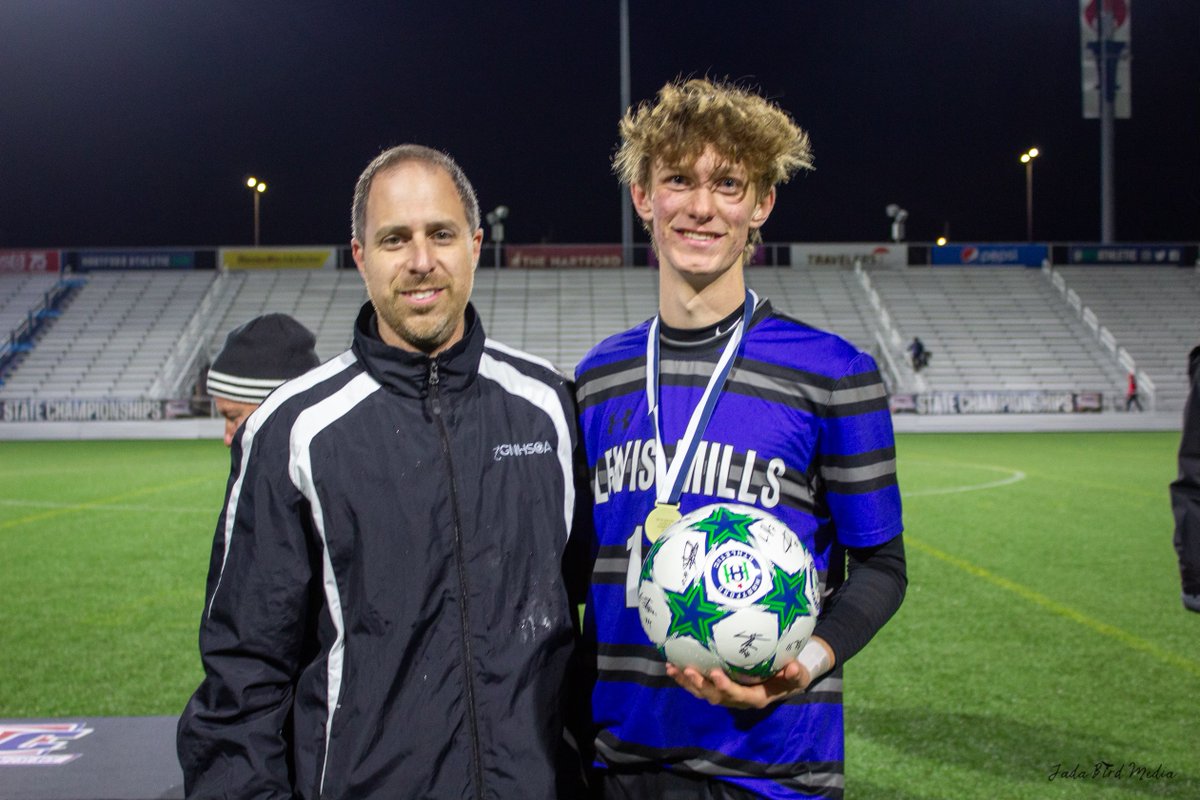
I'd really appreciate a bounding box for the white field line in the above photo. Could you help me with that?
[0,497,214,515]
[903,462,1027,497]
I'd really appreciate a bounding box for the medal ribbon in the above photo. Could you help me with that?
[645,290,756,507]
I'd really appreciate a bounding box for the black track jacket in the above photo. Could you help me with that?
[178,303,588,799]
[1173,345,1200,597]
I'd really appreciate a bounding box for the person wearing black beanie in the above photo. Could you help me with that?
[206,313,320,446]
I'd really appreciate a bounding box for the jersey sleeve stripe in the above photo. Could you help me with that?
[576,361,645,408]
[820,458,897,486]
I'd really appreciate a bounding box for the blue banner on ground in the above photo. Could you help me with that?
[931,244,1048,267]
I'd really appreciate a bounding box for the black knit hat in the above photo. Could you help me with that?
[207,314,321,403]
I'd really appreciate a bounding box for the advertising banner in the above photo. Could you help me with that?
[931,244,1047,267]
[220,247,337,270]
[505,244,623,268]
[0,722,93,765]
[788,243,907,269]
[0,716,182,797]
[67,250,196,271]
[0,398,167,422]
[1068,245,1189,265]
[889,391,1104,414]
[0,250,60,273]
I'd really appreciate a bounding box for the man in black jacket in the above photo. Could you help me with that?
[178,144,589,799]
[1172,344,1200,613]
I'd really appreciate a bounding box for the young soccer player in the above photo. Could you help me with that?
[574,78,907,799]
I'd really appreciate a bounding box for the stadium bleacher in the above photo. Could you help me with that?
[0,262,1195,416]
[868,266,1128,398]
[1,271,213,399]
[209,269,365,362]
[0,273,62,336]
[1054,266,1200,411]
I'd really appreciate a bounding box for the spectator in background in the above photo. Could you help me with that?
[205,313,321,446]
[1125,371,1143,412]
[907,336,929,371]
[1171,345,1200,612]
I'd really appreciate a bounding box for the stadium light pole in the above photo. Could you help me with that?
[486,205,508,268]
[246,177,267,246]
[619,0,633,266]
[886,204,907,243]
[1020,148,1039,242]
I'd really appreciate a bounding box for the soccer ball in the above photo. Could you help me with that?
[637,503,820,684]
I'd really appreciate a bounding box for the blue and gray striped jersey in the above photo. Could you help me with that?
[575,299,903,800]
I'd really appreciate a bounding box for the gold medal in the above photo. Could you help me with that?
[642,293,752,547]
[644,502,682,543]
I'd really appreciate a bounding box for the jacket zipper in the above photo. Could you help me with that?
[428,359,485,800]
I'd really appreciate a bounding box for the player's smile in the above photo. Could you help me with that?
[677,229,724,244]
[633,145,774,290]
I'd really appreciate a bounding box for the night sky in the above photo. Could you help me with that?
[2,1,1196,250]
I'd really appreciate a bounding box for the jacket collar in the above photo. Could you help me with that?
[351,301,484,399]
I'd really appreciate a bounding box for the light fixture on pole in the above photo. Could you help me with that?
[1019,148,1039,241]
[485,205,508,268]
[936,220,950,247]
[886,204,908,243]
[246,176,267,246]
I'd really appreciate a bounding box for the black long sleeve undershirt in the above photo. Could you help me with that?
[813,533,907,666]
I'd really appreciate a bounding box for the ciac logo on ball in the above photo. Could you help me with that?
[638,503,820,684]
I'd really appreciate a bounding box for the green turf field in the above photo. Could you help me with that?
[1,432,1196,797]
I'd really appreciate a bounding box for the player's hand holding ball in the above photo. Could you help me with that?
[637,503,829,708]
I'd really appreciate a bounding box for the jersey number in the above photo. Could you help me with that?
[625,527,643,608]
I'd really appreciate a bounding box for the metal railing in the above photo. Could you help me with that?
[1041,263,1155,411]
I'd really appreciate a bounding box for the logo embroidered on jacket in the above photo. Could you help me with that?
[493,441,554,461]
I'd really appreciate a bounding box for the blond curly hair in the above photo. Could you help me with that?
[613,78,813,259]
